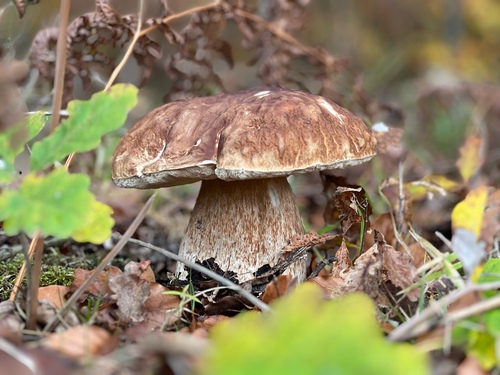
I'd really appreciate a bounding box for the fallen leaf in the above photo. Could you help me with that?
[260,275,292,305]
[456,135,485,184]
[204,295,249,317]
[331,239,352,278]
[342,243,384,304]
[480,188,500,252]
[309,275,344,298]
[197,315,230,330]
[451,186,489,238]
[382,243,419,301]
[42,325,118,360]
[70,266,122,298]
[38,285,70,309]
[323,175,372,235]
[108,262,150,324]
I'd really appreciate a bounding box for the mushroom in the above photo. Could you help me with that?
[112,87,377,282]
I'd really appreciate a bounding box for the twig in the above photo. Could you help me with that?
[9,235,39,300]
[138,0,221,37]
[43,193,157,332]
[307,256,337,279]
[105,0,145,91]
[234,9,334,68]
[388,280,500,341]
[26,232,44,330]
[114,235,271,312]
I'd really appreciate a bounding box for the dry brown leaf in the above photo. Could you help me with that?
[108,262,150,324]
[260,275,293,305]
[342,243,384,304]
[281,232,337,253]
[38,285,70,309]
[196,315,230,330]
[42,325,118,360]
[331,239,352,278]
[71,266,122,298]
[382,243,419,301]
[309,276,344,299]
[323,175,372,235]
[480,188,500,252]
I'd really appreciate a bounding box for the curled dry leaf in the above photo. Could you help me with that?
[323,175,372,235]
[42,325,118,360]
[125,282,181,341]
[340,233,419,305]
[381,242,420,301]
[342,242,384,304]
[331,238,352,278]
[108,262,151,324]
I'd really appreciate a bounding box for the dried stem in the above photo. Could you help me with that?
[26,232,44,330]
[138,0,221,37]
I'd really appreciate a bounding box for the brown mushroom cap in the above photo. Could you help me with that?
[112,87,377,188]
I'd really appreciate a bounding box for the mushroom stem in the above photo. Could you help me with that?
[176,177,306,282]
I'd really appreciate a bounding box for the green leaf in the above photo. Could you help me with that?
[0,168,113,243]
[0,112,46,184]
[31,84,138,171]
[478,258,500,284]
[201,283,429,375]
[467,330,497,370]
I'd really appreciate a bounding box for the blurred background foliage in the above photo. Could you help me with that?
[1,0,499,214]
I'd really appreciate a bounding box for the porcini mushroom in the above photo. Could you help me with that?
[112,87,377,282]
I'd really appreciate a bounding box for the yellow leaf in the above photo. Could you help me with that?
[451,186,489,238]
[71,200,114,244]
[456,136,484,183]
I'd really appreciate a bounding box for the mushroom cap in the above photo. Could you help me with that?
[112,87,377,188]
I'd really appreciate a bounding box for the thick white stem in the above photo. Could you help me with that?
[176,177,306,282]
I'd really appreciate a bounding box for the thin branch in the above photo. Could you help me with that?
[43,193,157,332]
[26,232,44,330]
[115,235,271,312]
[138,0,222,37]
[234,9,333,67]
[105,0,145,91]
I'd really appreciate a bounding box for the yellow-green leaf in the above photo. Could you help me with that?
[71,200,114,244]
[200,283,429,375]
[451,186,489,238]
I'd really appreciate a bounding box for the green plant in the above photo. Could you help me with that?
[0,84,137,243]
[200,283,429,375]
